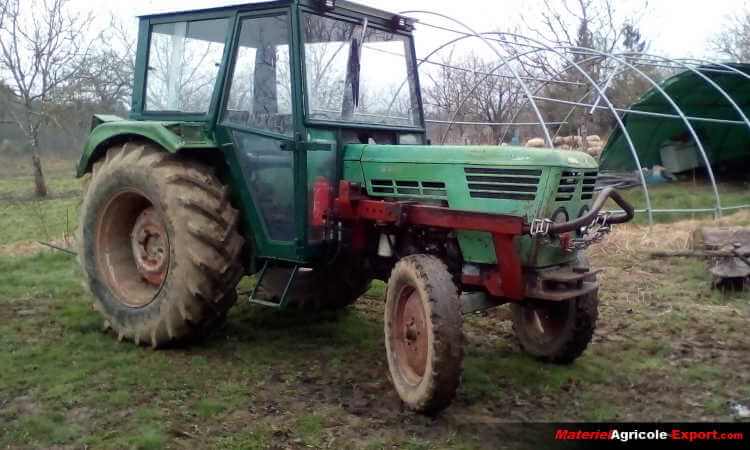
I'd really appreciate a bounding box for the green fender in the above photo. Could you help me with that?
[76,115,220,177]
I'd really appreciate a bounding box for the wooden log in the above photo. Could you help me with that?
[692,226,750,252]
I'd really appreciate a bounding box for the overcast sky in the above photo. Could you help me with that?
[78,0,746,59]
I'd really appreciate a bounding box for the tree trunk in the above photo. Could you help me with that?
[31,153,48,197]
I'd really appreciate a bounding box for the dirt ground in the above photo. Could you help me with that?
[1,189,750,448]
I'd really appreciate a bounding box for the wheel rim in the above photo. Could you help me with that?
[393,285,428,385]
[95,190,169,308]
[522,302,568,341]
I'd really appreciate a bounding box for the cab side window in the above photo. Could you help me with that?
[146,19,229,113]
[224,15,293,136]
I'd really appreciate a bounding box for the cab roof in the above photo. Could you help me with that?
[138,0,409,26]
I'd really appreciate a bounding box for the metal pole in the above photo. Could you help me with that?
[564,47,723,217]
[440,33,655,223]
[620,53,750,219]
[426,119,568,126]
[533,95,749,125]
[383,33,575,124]
[500,53,607,144]
[400,10,555,147]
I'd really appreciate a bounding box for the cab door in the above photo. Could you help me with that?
[217,9,304,261]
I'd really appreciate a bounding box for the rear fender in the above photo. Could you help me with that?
[76,116,220,177]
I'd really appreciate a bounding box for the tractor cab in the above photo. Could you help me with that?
[127,0,424,262]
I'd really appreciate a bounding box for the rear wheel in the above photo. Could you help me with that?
[78,141,244,347]
[511,290,598,364]
[385,255,463,414]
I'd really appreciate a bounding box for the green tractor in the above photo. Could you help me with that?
[76,0,633,413]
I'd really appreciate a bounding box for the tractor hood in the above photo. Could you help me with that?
[344,144,597,169]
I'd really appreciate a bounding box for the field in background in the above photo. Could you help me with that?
[0,158,80,249]
[0,158,749,449]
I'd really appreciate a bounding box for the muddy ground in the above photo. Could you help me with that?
[0,168,749,448]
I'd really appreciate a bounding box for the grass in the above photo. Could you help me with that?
[0,157,80,247]
[0,158,80,199]
[620,180,750,224]
[0,160,749,448]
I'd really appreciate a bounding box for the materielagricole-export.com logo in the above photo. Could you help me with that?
[555,428,745,443]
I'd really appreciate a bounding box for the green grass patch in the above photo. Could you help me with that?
[216,429,272,450]
[296,414,326,446]
[0,251,82,300]
[194,398,228,418]
[0,158,79,199]
[0,197,80,245]
[621,181,750,224]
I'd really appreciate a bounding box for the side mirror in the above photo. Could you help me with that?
[347,38,361,108]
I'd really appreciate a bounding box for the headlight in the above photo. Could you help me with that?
[551,207,569,225]
[576,206,590,237]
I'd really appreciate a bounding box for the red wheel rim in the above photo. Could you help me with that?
[95,190,168,308]
[393,285,428,385]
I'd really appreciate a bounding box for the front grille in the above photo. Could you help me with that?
[555,170,598,201]
[582,171,597,200]
[370,179,447,197]
[465,167,541,201]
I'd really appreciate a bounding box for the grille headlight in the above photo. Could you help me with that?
[551,207,569,225]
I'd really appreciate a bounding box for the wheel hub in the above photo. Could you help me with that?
[130,207,168,286]
[395,287,428,384]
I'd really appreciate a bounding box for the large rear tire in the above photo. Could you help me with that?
[78,141,244,347]
[384,255,463,414]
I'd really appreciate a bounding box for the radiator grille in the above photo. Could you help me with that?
[581,170,598,200]
[464,167,541,201]
[555,170,598,201]
[370,179,447,198]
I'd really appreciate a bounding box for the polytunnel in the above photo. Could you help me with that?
[396,11,750,224]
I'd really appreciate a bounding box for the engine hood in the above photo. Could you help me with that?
[344,144,598,169]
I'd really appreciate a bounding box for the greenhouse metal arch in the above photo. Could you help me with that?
[399,11,750,225]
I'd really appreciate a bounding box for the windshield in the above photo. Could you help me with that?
[301,13,422,128]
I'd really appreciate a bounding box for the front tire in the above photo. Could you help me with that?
[510,290,599,364]
[78,142,244,348]
[384,255,463,414]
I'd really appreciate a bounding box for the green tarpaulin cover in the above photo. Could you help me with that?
[599,63,750,171]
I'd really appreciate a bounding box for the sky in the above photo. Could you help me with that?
[77,0,747,60]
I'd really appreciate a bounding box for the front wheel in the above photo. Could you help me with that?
[510,290,599,364]
[384,255,463,414]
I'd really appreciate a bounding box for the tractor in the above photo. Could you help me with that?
[76,0,633,413]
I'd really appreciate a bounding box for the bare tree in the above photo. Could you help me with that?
[77,17,135,111]
[423,53,525,144]
[515,0,651,138]
[47,15,135,149]
[712,5,750,61]
[0,0,93,197]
